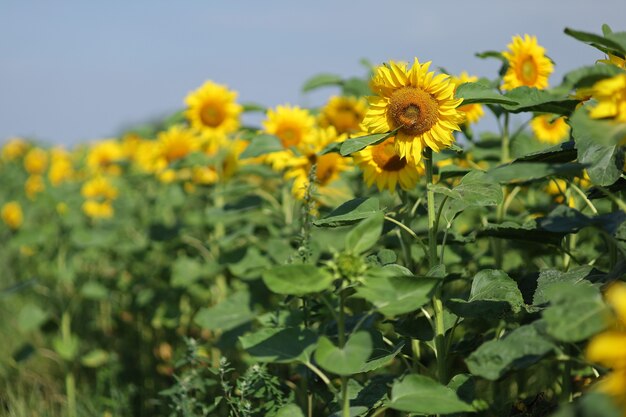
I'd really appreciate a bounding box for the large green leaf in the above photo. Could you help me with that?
[556,64,625,93]
[564,27,626,56]
[543,282,609,342]
[314,197,380,227]
[170,256,206,288]
[388,374,475,414]
[465,322,555,380]
[345,212,384,255]
[262,264,334,296]
[430,170,503,207]
[340,130,398,156]
[532,265,598,305]
[18,303,48,332]
[275,404,305,417]
[501,87,578,115]
[355,267,440,316]
[513,140,577,163]
[359,340,404,373]
[302,73,343,92]
[239,327,316,363]
[486,162,584,184]
[315,331,373,376]
[239,134,283,158]
[194,291,255,332]
[447,270,524,318]
[456,81,518,105]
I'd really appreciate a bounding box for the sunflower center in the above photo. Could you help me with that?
[276,128,301,148]
[371,139,407,172]
[388,87,439,136]
[519,56,538,85]
[200,104,225,127]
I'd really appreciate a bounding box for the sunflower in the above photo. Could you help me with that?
[82,200,114,219]
[353,135,420,192]
[362,59,464,164]
[284,127,350,200]
[185,80,242,136]
[48,148,75,186]
[589,74,626,122]
[2,137,29,161]
[502,34,553,90]
[81,176,118,201]
[530,115,570,144]
[24,148,48,176]
[25,175,45,199]
[1,201,23,230]
[262,105,316,170]
[157,125,201,165]
[450,72,485,125]
[318,96,367,134]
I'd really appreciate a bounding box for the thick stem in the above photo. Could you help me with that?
[338,289,350,417]
[424,148,447,383]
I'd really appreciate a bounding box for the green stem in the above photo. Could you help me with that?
[494,113,511,269]
[62,311,76,417]
[425,148,447,383]
[338,289,350,417]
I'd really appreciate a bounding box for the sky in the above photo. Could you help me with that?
[1,1,626,146]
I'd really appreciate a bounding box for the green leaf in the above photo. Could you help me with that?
[355,267,440,316]
[274,404,305,417]
[556,64,625,93]
[345,212,384,255]
[359,339,404,373]
[80,349,109,368]
[240,134,283,158]
[501,87,578,115]
[314,197,380,227]
[239,327,316,363]
[486,162,584,184]
[552,392,622,417]
[170,256,205,288]
[302,73,343,92]
[388,374,475,414]
[533,265,597,305]
[262,264,334,296]
[431,170,503,207]
[340,129,398,156]
[564,27,626,56]
[342,77,371,96]
[80,281,108,300]
[194,291,255,332]
[513,140,577,163]
[465,322,555,380]
[447,270,524,318]
[478,222,564,246]
[52,335,80,361]
[315,331,373,376]
[241,102,266,113]
[227,247,272,280]
[456,81,518,105]
[543,282,609,342]
[18,303,48,332]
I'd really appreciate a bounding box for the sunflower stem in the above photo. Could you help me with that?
[338,287,350,417]
[424,147,447,383]
[494,112,511,269]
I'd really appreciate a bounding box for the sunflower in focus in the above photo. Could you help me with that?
[530,115,570,144]
[589,74,626,122]
[450,72,484,125]
[318,96,367,134]
[2,137,29,161]
[1,201,23,230]
[87,139,124,176]
[263,105,316,170]
[362,59,464,164]
[586,282,626,415]
[284,127,350,200]
[354,135,420,193]
[185,81,242,136]
[502,35,553,90]
[24,148,48,176]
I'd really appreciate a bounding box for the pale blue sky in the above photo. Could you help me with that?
[1,1,625,145]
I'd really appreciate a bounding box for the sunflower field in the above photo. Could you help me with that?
[3,24,626,417]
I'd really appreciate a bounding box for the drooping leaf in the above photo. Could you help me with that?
[340,129,398,156]
[262,264,334,296]
[315,331,373,376]
[388,374,475,414]
[564,27,626,57]
[314,197,381,227]
[486,162,584,184]
[501,87,578,115]
[512,140,577,163]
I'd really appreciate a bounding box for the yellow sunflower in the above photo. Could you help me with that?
[450,72,485,125]
[353,135,420,192]
[82,200,114,219]
[502,34,553,90]
[25,175,45,199]
[1,201,23,230]
[262,105,316,170]
[81,176,118,201]
[157,125,201,165]
[318,96,367,134]
[362,59,464,164]
[2,137,29,161]
[23,148,48,176]
[87,139,124,176]
[530,115,570,144]
[185,80,242,136]
[589,74,626,122]
[284,127,350,200]
[48,148,75,186]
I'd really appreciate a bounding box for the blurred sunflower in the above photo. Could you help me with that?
[87,139,124,176]
[25,175,45,199]
[450,72,484,125]
[362,59,464,164]
[530,115,570,144]
[1,201,23,230]
[157,125,201,165]
[589,74,626,122]
[263,105,316,170]
[81,176,118,201]
[502,34,553,90]
[2,137,29,161]
[24,148,48,176]
[354,135,420,193]
[318,96,367,134]
[587,282,626,414]
[82,200,114,219]
[48,148,75,186]
[185,80,242,136]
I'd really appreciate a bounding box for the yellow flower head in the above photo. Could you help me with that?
[48,148,75,186]
[530,115,570,144]
[82,200,114,219]
[185,80,243,136]
[87,139,124,176]
[502,35,553,90]
[2,137,29,161]
[318,96,368,134]
[24,148,48,175]
[450,72,485,125]
[354,135,421,193]
[362,59,464,164]
[263,105,316,170]
[589,74,626,122]
[25,175,45,199]
[81,176,118,201]
[1,201,23,230]
[157,125,201,165]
